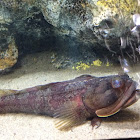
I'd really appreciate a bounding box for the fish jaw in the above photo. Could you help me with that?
[95,81,137,117]
[122,89,140,109]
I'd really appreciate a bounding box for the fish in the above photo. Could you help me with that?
[0,74,139,130]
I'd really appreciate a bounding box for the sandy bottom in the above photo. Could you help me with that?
[0,51,140,140]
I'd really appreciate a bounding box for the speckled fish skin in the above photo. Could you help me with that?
[0,74,139,130]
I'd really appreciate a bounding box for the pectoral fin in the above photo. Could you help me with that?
[53,101,90,131]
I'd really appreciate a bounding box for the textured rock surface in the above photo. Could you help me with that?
[0,38,18,71]
[0,0,140,70]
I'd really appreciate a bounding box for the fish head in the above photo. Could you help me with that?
[83,74,139,117]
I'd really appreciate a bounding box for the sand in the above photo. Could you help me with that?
[0,51,140,140]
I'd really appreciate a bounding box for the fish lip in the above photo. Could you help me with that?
[122,88,140,109]
[135,89,140,99]
[113,81,137,108]
[122,92,137,109]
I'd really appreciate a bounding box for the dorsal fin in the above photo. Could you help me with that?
[75,75,95,80]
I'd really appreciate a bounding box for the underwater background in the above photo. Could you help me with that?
[0,52,139,139]
[0,0,140,139]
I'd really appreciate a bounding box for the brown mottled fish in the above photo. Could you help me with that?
[0,74,139,130]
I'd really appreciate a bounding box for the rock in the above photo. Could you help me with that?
[0,0,140,71]
[0,38,18,71]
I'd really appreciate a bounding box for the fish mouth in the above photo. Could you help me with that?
[96,81,137,117]
[122,89,140,109]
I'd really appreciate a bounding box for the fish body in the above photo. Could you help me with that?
[0,74,139,130]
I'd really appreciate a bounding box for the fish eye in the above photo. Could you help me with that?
[111,77,124,88]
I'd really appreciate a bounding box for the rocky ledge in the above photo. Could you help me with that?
[0,0,140,71]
